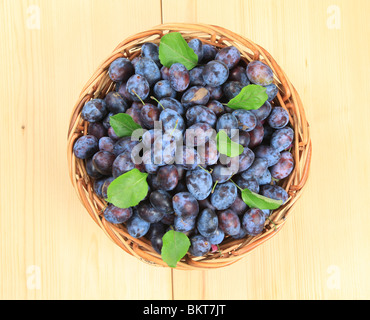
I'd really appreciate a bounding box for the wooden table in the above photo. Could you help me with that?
[1,0,369,300]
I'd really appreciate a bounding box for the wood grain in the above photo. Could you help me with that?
[0,0,172,300]
[162,0,370,300]
[0,0,369,300]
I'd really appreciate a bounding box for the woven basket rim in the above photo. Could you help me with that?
[67,23,312,270]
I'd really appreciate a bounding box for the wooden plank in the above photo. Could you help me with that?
[162,0,370,299]
[0,0,172,300]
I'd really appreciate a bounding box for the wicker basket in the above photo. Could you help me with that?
[67,23,312,270]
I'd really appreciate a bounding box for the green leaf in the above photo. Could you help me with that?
[110,113,142,138]
[106,169,148,209]
[216,130,244,158]
[241,188,283,210]
[158,32,198,70]
[161,230,190,268]
[227,85,268,110]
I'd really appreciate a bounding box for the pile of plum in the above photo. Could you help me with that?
[73,39,294,257]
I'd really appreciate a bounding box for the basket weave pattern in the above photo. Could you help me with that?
[67,23,312,270]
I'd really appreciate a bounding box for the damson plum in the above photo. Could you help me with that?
[151,233,164,254]
[153,80,176,99]
[156,165,179,191]
[210,181,237,210]
[104,204,133,224]
[175,146,201,170]
[159,97,184,116]
[134,57,161,86]
[207,228,224,245]
[152,133,177,166]
[227,147,255,173]
[160,66,170,80]
[159,109,186,137]
[108,58,134,82]
[186,167,213,200]
[116,82,133,102]
[202,60,229,87]
[99,137,114,153]
[230,195,248,215]
[125,107,145,127]
[215,46,241,69]
[107,126,120,141]
[241,158,269,180]
[92,150,116,175]
[188,39,203,62]
[232,227,248,239]
[184,123,213,147]
[181,86,210,108]
[232,109,257,132]
[201,44,218,63]
[185,105,217,127]
[197,208,218,237]
[216,113,239,138]
[137,201,164,223]
[150,190,174,214]
[257,168,272,185]
[248,122,265,148]
[206,100,225,117]
[242,208,266,236]
[141,42,160,66]
[254,145,281,167]
[87,122,107,140]
[246,60,274,86]
[112,150,135,178]
[270,151,294,180]
[211,164,234,184]
[218,209,241,236]
[197,140,219,166]
[81,99,107,123]
[147,222,166,242]
[73,135,98,159]
[172,192,199,218]
[233,175,260,193]
[238,131,250,147]
[260,185,289,203]
[174,215,196,233]
[223,81,244,100]
[267,107,290,129]
[101,176,114,199]
[126,211,151,238]
[93,176,109,198]
[270,127,294,152]
[169,63,190,92]
[229,65,250,86]
[142,150,159,174]
[104,92,128,114]
[205,85,223,100]
[112,137,138,156]
[102,112,114,130]
[140,103,161,129]
[189,235,211,257]
[126,74,150,102]
[86,158,103,179]
[189,66,206,86]
[251,101,272,122]
[265,83,278,101]
[142,129,156,150]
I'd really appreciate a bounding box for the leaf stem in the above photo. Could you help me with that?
[266,217,278,231]
[229,179,243,192]
[131,89,146,105]
[150,96,165,110]
[211,180,218,193]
